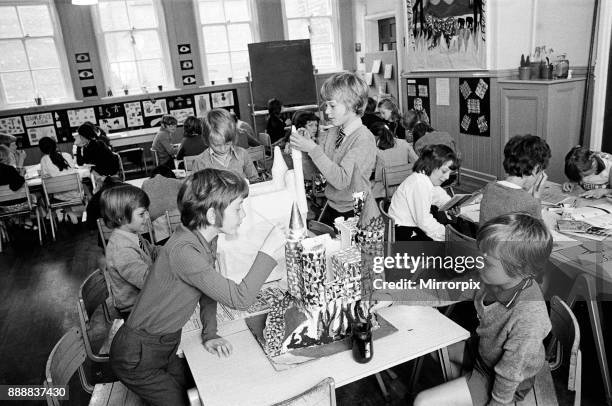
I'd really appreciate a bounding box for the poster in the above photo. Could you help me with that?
[211,91,234,108]
[27,126,57,146]
[194,94,211,118]
[166,96,193,110]
[97,104,125,120]
[459,77,490,137]
[67,108,96,127]
[24,113,53,128]
[170,108,195,125]
[435,78,450,106]
[99,116,126,132]
[406,78,430,121]
[124,102,144,127]
[383,64,393,79]
[142,99,168,117]
[0,116,24,134]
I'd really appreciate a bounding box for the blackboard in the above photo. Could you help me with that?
[248,40,317,111]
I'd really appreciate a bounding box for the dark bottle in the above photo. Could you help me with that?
[351,322,373,363]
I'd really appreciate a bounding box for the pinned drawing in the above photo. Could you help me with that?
[142,99,168,117]
[170,108,195,125]
[67,108,96,127]
[27,126,57,146]
[459,77,490,136]
[124,102,144,127]
[0,117,25,135]
[194,94,211,118]
[99,117,126,132]
[211,91,234,108]
[24,113,53,128]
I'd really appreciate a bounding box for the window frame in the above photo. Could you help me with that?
[280,0,342,73]
[91,0,175,95]
[0,0,75,109]
[193,0,260,84]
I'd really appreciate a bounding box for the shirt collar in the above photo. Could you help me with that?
[114,228,141,245]
[484,278,533,309]
[339,116,362,136]
[208,145,238,159]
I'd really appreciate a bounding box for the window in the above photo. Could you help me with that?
[283,0,341,72]
[94,0,173,94]
[0,1,73,107]
[195,0,258,83]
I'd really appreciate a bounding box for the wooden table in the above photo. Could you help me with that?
[182,305,469,406]
[24,164,91,187]
[107,128,159,148]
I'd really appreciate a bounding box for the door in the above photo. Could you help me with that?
[378,17,396,51]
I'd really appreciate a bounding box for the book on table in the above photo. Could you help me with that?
[438,193,480,212]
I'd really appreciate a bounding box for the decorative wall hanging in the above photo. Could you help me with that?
[82,86,98,97]
[180,60,194,70]
[78,69,94,80]
[75,52,90,63]
[178,44,191,54]
[406,78,431,123]
[182,75,196,85]
[458,77,490,137]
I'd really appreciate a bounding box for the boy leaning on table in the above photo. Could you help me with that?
[414,213,553,406]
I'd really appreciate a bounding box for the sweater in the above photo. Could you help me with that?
[151,128,175,167]
[77,139,119,176]
[191,146,258,182]
[176,135,207,160]
[141,175,183,220]
[479,181,541,226]
[414,131,457,155]
[308,119,377,212]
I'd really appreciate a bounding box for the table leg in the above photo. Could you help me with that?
[437,347,453,382]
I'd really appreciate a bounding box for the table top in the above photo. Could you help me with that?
[125,170,186,189]
[24,164,91,187]
[182,305,469,406]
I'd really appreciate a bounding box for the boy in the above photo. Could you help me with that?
[110,169,285,405]
[290,72,377,226]
[414,213,553,406]
[151,114,178,168]
[191,108,259,183]
[479,134,551,225]
[101,185,158,319]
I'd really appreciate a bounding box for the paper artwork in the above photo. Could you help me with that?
[124,102,144,127]
[418,85,428,97]
[477,116,488,133]
[142,99,168,117]
[407,84,417,97]
[371,59,382,73]
[99,117,126,132]
[365,73,373,86]
[467,99,480,114]
[170,108,195,125]
[194,94,211,118]
[413,98,423,111]
[461,115,471,131]
[383,64,393,79]
[460,81,472,99]
[0,117,25,134]
[27,126,56,146]
[475,78,489,99]
[24,113,53,128]
[211,91,234,108]
[436,78,450,106]
[67,108,96,127]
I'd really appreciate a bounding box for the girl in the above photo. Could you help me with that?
[176,116,206,161]
[563,146,612,198]
[389,144,458,241]
[75,122,119,189]
[110,169,285,405]
[0,133,26,170]
[377,97,407,139]
[266,98,289,144]
[100,185,158,319]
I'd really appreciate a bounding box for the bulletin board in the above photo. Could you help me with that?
[405,78,431,122]
[0,89,239,148]
[458,77,490,137]
[364,50,398,102]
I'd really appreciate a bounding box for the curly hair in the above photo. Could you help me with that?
[503,135,551,177]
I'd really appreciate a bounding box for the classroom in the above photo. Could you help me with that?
[1,0,612,405]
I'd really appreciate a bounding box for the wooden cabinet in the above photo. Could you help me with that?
[499,78,585,183]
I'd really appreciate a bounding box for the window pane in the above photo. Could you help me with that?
[224,0,250,22]
[0,7,22,38]
[137,59,165,88]
[202,25,228,53]
[26,38,60,69]
[199,0,225,24]
[311,43,334,69]
[19,5,53,37]
[33,69,66,100]
[308,0,330,17]
[287,19,309,40]
[105,32,135,62]
[206,52,230,81]
[127,0,157,29]
[230,51,249,79]
[109,61,139,90]
[99,1,130,31]
[285,0,308,18]
[1,71,35,103]
[310,18,332,43]
[0,40,28,71]
[227,23,251,52]
[133,30,161,59]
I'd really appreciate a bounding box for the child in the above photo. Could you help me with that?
[377,97,407,139]
[101,185,158,319]
[176,116,206,161]
[232,112,260,148]
[413,121,458,156]
[563,145,612,198]
[479,134,550,225]
[141,165,183,242]
[110,168,285,405]
[389,144,458,241]
[151,115,179,168]
[0,145,26,205]
[361,97,385,130]
[370,121,418,200]
[0,133,26,170]
[266,98,288,144]
[75,121,119,188]
[414,213,553,406]
[285,111,321,180]
[290,72,377,226]
[191,108,259,183]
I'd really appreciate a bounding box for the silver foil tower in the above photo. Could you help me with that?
[285,202,307,299]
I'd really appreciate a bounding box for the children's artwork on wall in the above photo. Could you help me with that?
[142,99,168,117]
[97,104,125,120]
[365,73,373,86]
[194,94,211,118]
[383,64,393,79]
[167,95,193,110]
[0,116,24,135]
[371,59,382,73]
[99,117,126,132]
[211,91,234,108]
[27,126,57,146]
[459,77,490,137]
[24,113,53,128]
[67,108,96,128]
[178,44,191,54]
[406,78,431,121]
[82,86,98,97]
[78,69,94,80]
[75,52,90,63]
[405,0,486,71]
[124,102,144,127]
[180,60,194,70]
[170,108,195,125]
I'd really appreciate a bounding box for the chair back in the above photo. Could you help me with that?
[184,156,198,172]
[258,132,272,156]
[150,148,160,167]
[444,225,479,271]
[0,184,32,208]
[248,145,266,164]
[114,152,125,181]
[382,164,412,202]
[97,218,113,253]
[272,377,336,406]
[549,296,582,398]
[42,172,84,203]
[77,269,113,361]
[445,224,476,245]
[165,210,182,233]
[378,200,395,255]
[308,220,336,238]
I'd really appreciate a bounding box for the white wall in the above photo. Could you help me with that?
[488,0,534,69]
[365,0,396,16]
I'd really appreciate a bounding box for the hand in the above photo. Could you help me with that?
[447,206,460,217]
[203,337,233,358]
[290,130,317,154]
[260,225,286,258]
[284,118,292,126]
[579,188,610,199]
[562,182,575,192]
[531,171,548,198]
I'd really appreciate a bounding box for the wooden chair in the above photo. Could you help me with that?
[378,199,395,255]
[271,377,336,406]
[114,152,126,181]
[248,145,267,177]
[258,132,273,157]
[165,209,182,233]
[308,220,336,238]
[382,163,412,203]
[78,269,116,345]
[150,148,160,167]
[44,327,145,406]
[184,156,198,173]
[42,172,86,240]
[96,218,113,254]
[0,183,43,251]
[117,147,148,176]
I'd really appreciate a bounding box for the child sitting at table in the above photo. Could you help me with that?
[75,122,119,190]
[0,133,26,170]
[388,144,458,241]
[377,97,407,139]
[101,185,158,319]
[479,134,550,225]
[414,213,553,406]
[151,115,179,169]
[563,145,612,198]
[191,108,259,183]
[110,168,285,406]
[176,116,206,162]
[266,98,289,144]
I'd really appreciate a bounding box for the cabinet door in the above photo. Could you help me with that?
[500,88,546,146]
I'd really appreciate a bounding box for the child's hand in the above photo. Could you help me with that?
[290,130,317,154]
[260,225,286,258]
[447,206,461,217]
[562,182,575,192]
[531,171,548,199]
[204,337,233,358]
[579,188,610,199]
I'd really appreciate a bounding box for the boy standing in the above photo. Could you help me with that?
[151,115,179,168]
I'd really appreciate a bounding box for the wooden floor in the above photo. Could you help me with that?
[0,222,609,406]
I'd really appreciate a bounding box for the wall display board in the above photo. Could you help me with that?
[458,77,490,137]
[406,78,431,123]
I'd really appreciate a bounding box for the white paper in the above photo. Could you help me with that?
[27,126,56,145]
[24,113,53,128]
[194,94,211,117]
[99,116,126,132]
[170,107,195,125]
[383,64,393,79]
[124,102,144,127]
[0,116,24,134]
[436,78,450,106]
[371,59,382,74]
[365,73,373,86]
[211,91,234,108]
[142,99,168,117]
[67,108,96,127]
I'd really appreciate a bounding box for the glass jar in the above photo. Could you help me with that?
[556,54,569,79]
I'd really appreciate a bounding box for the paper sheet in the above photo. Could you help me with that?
[435,78,450,106]
[371,59,381,73]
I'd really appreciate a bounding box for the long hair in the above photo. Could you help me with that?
[39,137,70,171]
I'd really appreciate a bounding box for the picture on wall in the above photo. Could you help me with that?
[67,108,96,127]
[78,69,94,80]
[211,91,234,108]
[142,99,168,117]
[182,75,196,85]
[24,113,53,128]
[75,52,90,63]
[124,102,144,127]
[170,108,195,125]
[0,116,24,135]
[405,0,486,71]
[180,60,194,70]
[459,77,490,137]
[82,86,98,97]
[194,94,211,118]
[178,44,191,54]
[99,117,126,132]
[27,126,57,146]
